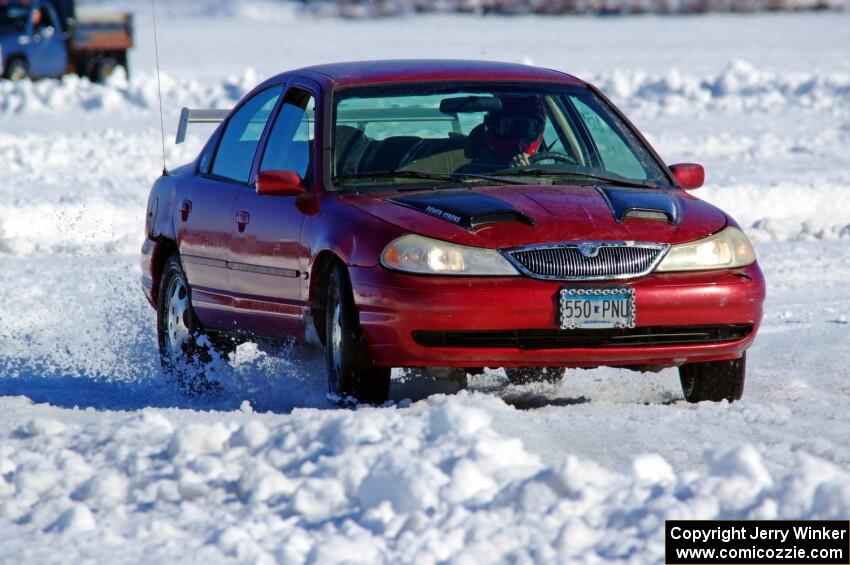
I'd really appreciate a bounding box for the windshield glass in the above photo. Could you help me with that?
[0,6,28,31]
[332,83,669,190]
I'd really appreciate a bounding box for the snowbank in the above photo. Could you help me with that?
[79,0,850,17]
[79,0,301,20]
[1,60,848,118]
[0,68,258,117]
[590,60,850,116]
[1,394,849,563]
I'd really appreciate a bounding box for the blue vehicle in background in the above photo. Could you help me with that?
[0,0,133,82]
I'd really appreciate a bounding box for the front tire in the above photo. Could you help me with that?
[4,59,29,81]
[91,57,120,83]
[679,354,746,403]
[325,264,390,404]
[157,255,220,394]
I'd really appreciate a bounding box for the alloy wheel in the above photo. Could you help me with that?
[165,275,191,366]
[330,301,344,392]
[9,63,28,81]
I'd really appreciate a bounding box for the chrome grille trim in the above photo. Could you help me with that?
[503,241,670,281]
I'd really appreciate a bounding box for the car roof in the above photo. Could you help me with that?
[276,59,586,89]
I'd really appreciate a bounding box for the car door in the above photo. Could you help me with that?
[228,86,316,339]
[28,4,67,78]
[177,85,283,330]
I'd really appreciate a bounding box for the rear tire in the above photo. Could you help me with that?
[91,57,119,83]
[505,367,563,385]
[4,59,29,81]
[679,354,746,403]
[156,255,221,394]
[325,264,390,404]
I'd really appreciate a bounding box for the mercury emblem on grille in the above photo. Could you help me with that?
[577,243,601,258]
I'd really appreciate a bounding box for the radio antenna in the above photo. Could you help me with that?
[150,0,167,176]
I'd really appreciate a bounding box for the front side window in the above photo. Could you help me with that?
[260,88,315,182]
[332,83,668,191]
[572,97,646,180]
[33,6,55,35]
[211,86,282,183]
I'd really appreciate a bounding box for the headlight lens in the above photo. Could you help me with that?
[381,234,519,276]
[656,227,756,272]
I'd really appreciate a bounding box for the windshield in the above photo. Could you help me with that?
[332,83,670,190]
[0,6,28,31]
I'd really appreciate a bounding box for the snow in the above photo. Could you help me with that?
[1,7,850,563]
[2,396,850,562]
[79,0,850,17]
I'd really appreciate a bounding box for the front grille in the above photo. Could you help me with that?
[413,325,753,350]
[505,242,667,281]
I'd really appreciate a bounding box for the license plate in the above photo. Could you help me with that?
[559,288,635,330]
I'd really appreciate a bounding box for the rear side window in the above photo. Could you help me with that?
[198,127,222,175]
[211,86,283,183]
[0,7,29,32]
[260,88,315,182]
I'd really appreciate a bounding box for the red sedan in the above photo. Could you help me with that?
[141,60,765,404]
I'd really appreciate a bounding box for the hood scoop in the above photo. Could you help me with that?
[598,186,680,224]
[388,191,534,230]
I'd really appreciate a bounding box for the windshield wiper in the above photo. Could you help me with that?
[334,170,530,188]
[494,167,658,189]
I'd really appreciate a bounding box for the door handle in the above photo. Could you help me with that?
[179,199,192,221]
[236,210,250,233]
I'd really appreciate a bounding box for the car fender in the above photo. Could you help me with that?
[306,195,405,271]
[141,166,196,306]
[146,174,179,242]
[148,163,198,241]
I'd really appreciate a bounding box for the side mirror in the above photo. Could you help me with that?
[256,170,306,197]
[669,163,704,190]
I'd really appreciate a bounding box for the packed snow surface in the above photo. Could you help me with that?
[1,8,850,563]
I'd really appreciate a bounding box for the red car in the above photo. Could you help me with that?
[141,60,765,404]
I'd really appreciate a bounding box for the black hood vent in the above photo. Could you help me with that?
[598,186,680,224]
[388,191,534,230]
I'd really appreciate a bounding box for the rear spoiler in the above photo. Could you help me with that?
[175,108,230,144]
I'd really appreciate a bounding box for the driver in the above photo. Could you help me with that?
[459,96,547,173]
[31,7,43,28]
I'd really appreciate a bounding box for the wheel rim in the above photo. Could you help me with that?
[99,63,116,81]
[10,64,27,81]
[330,302,344,389]
[165,275,191,365]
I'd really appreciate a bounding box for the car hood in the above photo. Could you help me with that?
[342,184,728,249]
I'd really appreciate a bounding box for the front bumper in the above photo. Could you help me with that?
[349,263,765,368]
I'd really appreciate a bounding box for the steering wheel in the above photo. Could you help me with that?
[529,151,576,164]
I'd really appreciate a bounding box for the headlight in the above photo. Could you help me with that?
[656,227,756,272]
[381,234,519,276]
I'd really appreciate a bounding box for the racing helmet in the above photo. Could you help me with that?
[484,96,546,162]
